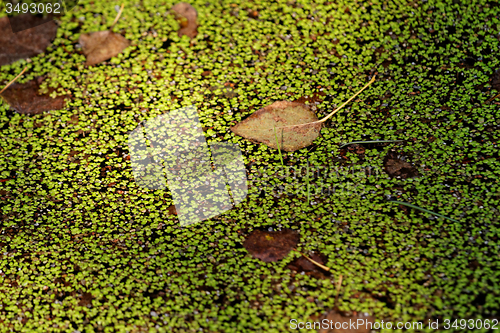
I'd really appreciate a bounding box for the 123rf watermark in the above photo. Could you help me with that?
[290,318,499,330]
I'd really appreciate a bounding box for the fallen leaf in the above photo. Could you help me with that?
[243,228,299,262]
[318,311,375,333]
[172,2,198,38]
[231,101,321,152]
[383,151,418,179]
[0,14,57,66]
[79,30,130,66]
[1,77,68,115]
[78,292,93,307]
[168,205,177,215]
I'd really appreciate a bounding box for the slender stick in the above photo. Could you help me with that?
[390,200,459,222]
[486,92,500,104]
[294,249,330,271]
[0,67,27,95]
[110,3,125,30]
[318,75,376,123]
[306,161,310,205]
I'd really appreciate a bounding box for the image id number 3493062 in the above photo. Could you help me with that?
[443,318,498,330]
[5,1,62,14]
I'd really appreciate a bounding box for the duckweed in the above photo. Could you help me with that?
[1,0,499,332]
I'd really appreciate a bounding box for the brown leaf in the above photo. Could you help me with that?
[172,2,198,38]
[0,14,57,66]
[231,101,321,152]
[318,311,375,333]
[243,229,299,263]
[1,77,68,115]
[168,205,177,215]
[78,292,93,307]
[383,151,418,179]
[79,30,130,66]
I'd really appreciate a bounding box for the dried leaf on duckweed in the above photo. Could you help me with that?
[243,229,299,263]
[383,151,418,179]
[78,292,93,307]
[230,101,321,152]
[318,311,375,333]
[168,205,177,215]
[79,30,130,66]
[0,14,57,66]
[1,77,68,115]
[171,2,198,38]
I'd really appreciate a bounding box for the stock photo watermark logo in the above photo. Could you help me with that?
[128,105,247,227]
[4,0,79,32]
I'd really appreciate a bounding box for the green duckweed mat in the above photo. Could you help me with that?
[1,0,500,332]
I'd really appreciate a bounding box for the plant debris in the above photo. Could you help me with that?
[79,4,129,66]
[79,31,129,66]
[172,2,198,39]
[231,101,321,152]
[243,229,299,262]
[0,14,58,66]
[287,251,330,279]
[0,76,68,114]
[231,77,376,152]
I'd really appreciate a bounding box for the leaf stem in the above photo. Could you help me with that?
[0,67,28,95]
[318,75,376,123]
[110,3,125,30]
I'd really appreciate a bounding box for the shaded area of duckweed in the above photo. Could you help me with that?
[1,0,500,332]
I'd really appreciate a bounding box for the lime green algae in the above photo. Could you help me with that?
[1,0,500,332]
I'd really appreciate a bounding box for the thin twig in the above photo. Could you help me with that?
[486,92,500,104]
[110,3,125,30]
[0,67,27,95]
[293,249,330,271]
[318,75,376,123]
[339,140,404,149]
[306,161,310,205]
[390,200,459,222]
